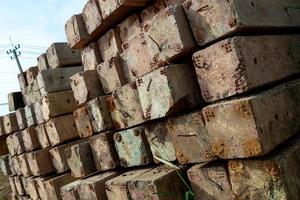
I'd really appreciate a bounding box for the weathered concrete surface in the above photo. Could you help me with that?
[86,96,113,133]
[70,70,104,106]
[25,67,39,85]
[98,29,123,61]
[164,0,185,6]
[108,82,144,129]
[35,123,50,148]
[183,0,300,46]
[193,35,300,102]
[105,168,153,200]
[0,155,14,176]
[137,64,202,121]
[27,178,40,200]
[74,106,93,138]
[89,132,119,171]
[128,166,187,200]
[26,147,54,176]
[45,114,79,146]
[14,176,25,196]
[37,66,83,96]
[228,135,300,200]
[78,172,118,200]
[65,14,91,49]
[0,117,5,136]
[82,0,106,38]
[46,42,82,69]
[65,140,96,178]
[49,139,86,174]
[118,14,142,44]
[166,110,216,164]
[11,156,21,176]
[97,55,127,94]
[60,180,82,200]
[24,104,37,128]
[15,108,27,131]
[145,5,196,67]
[18,153,32,177]
[121,32,153,82]
[81,42,102,71]
[21,127,40,152]
[114,126,153,167]
[8,92,24,112]
[141,0,166,28]
[37,53,50,72]
[44,173,76,200]
[188,162,235,200]
[3,113,19,134]
[203,79,300,159]
[145,121,176,162]
[41,90,78,121]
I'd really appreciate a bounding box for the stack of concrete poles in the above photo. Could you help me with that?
[1,0,300,199]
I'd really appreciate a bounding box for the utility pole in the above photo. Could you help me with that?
[6,37,23,73]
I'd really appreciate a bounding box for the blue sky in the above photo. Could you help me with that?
[0,0,86,115]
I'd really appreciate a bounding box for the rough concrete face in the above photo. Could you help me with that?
[8,92,24,112]
[66,140,96,178]
[193,35,300,102]
[37,66,83,96]
[49,139,86,174]
[108,82,144,129]
[14,176,26,196]
[46,42,82,69]
[6,134,16,156]
[21,127,40,152]
[26,67,39,85]
[0,155,14,176]
[114,126,153,167]
[23,78,42,105]
[16,108,27,130]
[121,32,153,82]
[78,172,119,200]
[12,156,21,176]
[98,29,123,61]
[74,106,94,138]
[118,14,142,44]
[35,123,50,148]
[164,0,185,6]
[33,100,45,124]
[166,110,216,164]
[26,148,54,176]
[18,154,32,177]
[18,72,28,92]
[44,173,76,200]
[188,162,235,200]
[145,5,196,67]
[183,0,300,46]
[97,55,127,94]
[37,53,50,72]
[45,114,79,146]
[82,0,102,37]
[41,90,78,121]
[3,113,19,134]
[65,14,91,49]
[89,132,119,171]
[86,96,113,133]
[0,136,8,157]
[105,168,153,200]
[140,0,166,27]
[12,131,26,155]
[24,104,37,128]
[81,42,102,71]
[128,166,187,200]
[27,178,40,200]
[145,121,176,162]
[137,64,202,121]
[60,180,82,200]
[70,70,104,106]
[228,135,300,200]
[203,79,300,160]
